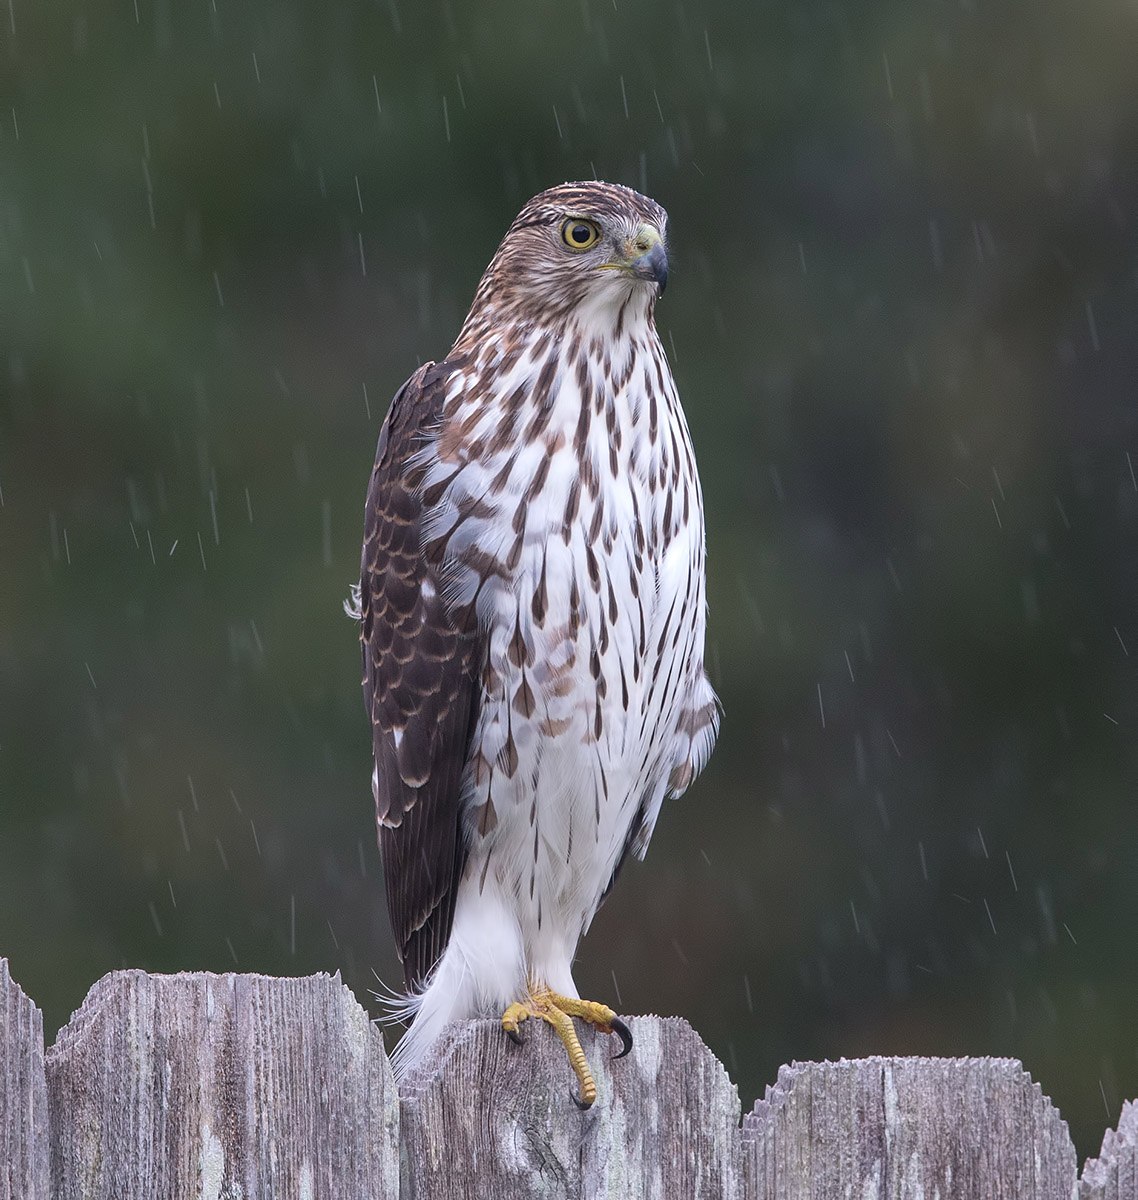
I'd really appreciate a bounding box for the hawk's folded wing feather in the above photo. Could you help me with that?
[359,361,482,992]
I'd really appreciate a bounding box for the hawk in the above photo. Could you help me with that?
[353,181,719,1105]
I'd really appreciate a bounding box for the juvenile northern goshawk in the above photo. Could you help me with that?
[353,181,719,1104]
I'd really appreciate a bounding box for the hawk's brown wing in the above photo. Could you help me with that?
[359,361,482,992]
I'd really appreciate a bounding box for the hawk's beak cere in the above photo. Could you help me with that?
[627,226,668,295]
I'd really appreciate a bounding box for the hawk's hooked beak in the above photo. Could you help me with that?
[626,226,668,295]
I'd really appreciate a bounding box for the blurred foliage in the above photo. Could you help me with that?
[2,0,1137,1159]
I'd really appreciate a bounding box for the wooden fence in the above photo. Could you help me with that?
[2,957,1135,1198]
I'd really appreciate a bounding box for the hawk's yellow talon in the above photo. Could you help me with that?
[501,1001,530,1046]
[609,1015,633,1059]
[552,995,616,1024]
[499,985,630,1107]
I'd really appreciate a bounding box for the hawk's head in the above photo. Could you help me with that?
[464,181,669,331]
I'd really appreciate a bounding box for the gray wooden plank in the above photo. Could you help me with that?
[741,1056,1077,1200]
[1081,1100,1138,1199]
[45,970,398,1200]
[0,958,49,1200]
[399,1015,741,1200]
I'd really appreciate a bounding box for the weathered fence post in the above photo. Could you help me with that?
[5,958,1138,1198]
[399,1015,742,1199]
[0,959,49,1200]
[1081,1100,1138,1199]
[741,1056,1078,1199]
[44,970,398,1199]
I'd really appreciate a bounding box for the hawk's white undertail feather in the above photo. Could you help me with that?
[388,877,529,1080]
[369,973,422,1029]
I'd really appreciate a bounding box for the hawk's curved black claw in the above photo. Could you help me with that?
[571,1087,594,1110]
[506,1026,526,1047]
[610,1016,633,1060]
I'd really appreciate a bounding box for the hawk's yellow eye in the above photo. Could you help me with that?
[561,218,601,250]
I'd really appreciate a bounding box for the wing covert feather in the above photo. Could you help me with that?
[359,361,481,992]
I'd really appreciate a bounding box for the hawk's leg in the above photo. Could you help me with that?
[501,984,633,1108]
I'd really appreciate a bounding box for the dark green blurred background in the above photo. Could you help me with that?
[3,0,1137,1159]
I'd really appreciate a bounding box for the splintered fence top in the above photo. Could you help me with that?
[2,960,1136,1199]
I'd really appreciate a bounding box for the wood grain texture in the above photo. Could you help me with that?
[44,970,398,1200]
[399,1015,741,1200]
[742,1056,1077,1199]
[11,962,1138,1197]
[0,959,49,1200]
[1082,1100,1138,1198]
